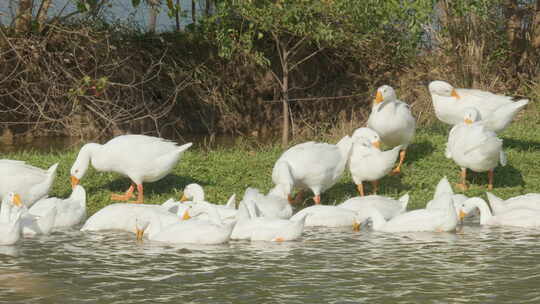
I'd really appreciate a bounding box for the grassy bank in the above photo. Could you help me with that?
[2,103,539,216]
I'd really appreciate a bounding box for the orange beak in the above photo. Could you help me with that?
[464,118,473,125]
[181,210,191,220]
[352,221,361,232]
[451,89,460,99]
[70,176,80,189]
[12,194,23,207]
[180,194,189,202]
[374,90,384,103]
[459,210,467,220]
[372,141,381,149]
[136,229,144,241]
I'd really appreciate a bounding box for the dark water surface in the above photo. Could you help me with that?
[1,221,539,303]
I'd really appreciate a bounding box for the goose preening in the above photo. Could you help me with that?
[428,80,528,132]
[29,185,86,229]
[367,85,416,175]
[445,108,506,190]
[349,127,401,195]
[271,136,353,205]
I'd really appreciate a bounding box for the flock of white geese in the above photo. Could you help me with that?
[1,80,537,246]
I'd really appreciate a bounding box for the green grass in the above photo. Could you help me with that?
[2,103,539,216]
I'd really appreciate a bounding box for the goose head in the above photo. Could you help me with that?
[463,107,480,125]
[428,80,460,99]
[458,197,485,220]
[70,143,100,188]
[374,85,397,104]
[180,183,205,202]
[352,127,381,149]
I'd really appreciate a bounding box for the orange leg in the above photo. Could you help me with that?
[391,149,406,175]
[371,180,379,194]
[313,194,321,205]
[356,183,365,196]
[488,169,494,190]
[130,184,144,204]
[456,168,468,191]
[111,184,135,201]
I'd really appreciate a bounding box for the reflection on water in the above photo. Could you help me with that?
[1,221,539,303]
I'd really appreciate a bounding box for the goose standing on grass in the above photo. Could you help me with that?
[70,134,192,204]
[446,108,507,191]
[0,192,23,245]
[459,197,540,228]
[486,192,540,215]
[349,127,401,196]
[0,160,58,207]
[362,193,459,233]
[428,80,528,132]
[28,185,86,229]
[271,136,353,205]
[367,85,415,175]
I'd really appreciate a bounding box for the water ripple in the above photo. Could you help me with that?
[0,224,539,303]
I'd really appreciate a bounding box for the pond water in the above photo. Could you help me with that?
[1,219,539,303]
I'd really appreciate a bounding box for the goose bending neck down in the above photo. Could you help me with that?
[70,135,192,204]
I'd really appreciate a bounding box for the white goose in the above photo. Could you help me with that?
[459,197,540,228]
[426,177,473,217]
[0,193,23,245]
[367,85,416,174]
[139,201,234,245]
[446,108,507,190]
[173,183,237,221]
[362,193,459,233]
[29,185,86,229]
[241,187,292,219]
[230,199,306,241]
[428,80,528,132]
[486,192,540,215]
[81,202,187,237]
[70,134,192,204]
[0,160,58,207]
[349,127,401,195]
[337,193,409,221]
[290,205,363,229]
[271,136,353,204]
[20,206,57,236]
